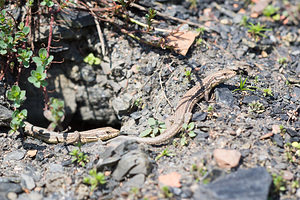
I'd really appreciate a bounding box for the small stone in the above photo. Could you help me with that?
[215,88,234,107]
[286,128,298,137]
[213,149,241,169]
[27,150,37,158]
[192,112,207,121]
[159,172,181,188]
[272,134,284,148]
[4,150,26,161]
[48,163,64,173]
[272,125,281,134]
[0,183,22,193]
[20,174,35,190]
[123,174,145,188]
[282,170,294,181]
[7,192,17,200]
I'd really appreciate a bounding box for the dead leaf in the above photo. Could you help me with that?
[165,31,199,56]
[259,132,273,140]
[158,172,181,187]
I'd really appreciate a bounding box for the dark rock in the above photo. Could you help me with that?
[286,128,298,137]
[193,167,272,200]
[4,150,26,161]
[272,134,284,148]
[96,156,121,171]
[291,87,300,102]
[215,88,235,107]
[192,112,207,121]
[0,105,12,127]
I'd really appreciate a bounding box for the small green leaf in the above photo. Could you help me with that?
[188,131,196,137]
[38,48,48,60]
[181,137,187,146]
[23,26,30,35]
[148,118,156,126]
[140,129,152,137]
[182,123,188,130]
[188,122,195,130]
[153,127,159,135]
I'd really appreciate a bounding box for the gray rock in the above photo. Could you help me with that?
[291,87,300,102]
[48,163,64,173]
[112,150,151,181]
[0,182,22,193]
[112,93,133,115]
[4,150,26,161]
[123,174,145,188]
[215,88,235,107]
[272,134,284,148]
[193,167,272,200]
[20,174,35,190]
[242,96,261,104]
[0,105,12,127]
[192,112,207,121]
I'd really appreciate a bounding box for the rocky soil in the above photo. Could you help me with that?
[0,0,299,200]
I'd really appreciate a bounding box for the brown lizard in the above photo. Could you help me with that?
[105,69,236,145]
[23,69,236,145]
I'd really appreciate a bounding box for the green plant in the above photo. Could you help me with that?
[10,109,27,133]
[155,148,175,161]
[272,173,286,192]
[207,105,213,112]
[278,57,287,65]
[41,0,54,7]
[188,0,197,10]
[44,98,65,130]
[145,8,156,31]
[184,67,192,82]
[196,27,206,35]
[262,88,273,97]
[279,125,286,133]
[233,76,255,92]
[292,180,299,189]
[180,122,196,146]
[263,5,280,20]
[83,53,101,65]
[140,118,166,138]
[70,143,89,167]
[247,22,271,41]
[191,163,207,182]
[160,186,173,198]
[240,16,249,27]
[83,169,106,191]
[248,100,265,113]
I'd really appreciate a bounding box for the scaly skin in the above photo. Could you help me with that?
[22,69,236,145]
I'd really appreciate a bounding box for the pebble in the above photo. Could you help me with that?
[213,149,241,169]
[4,150,26,161]
[272,134,284,148]
[20,174,35,190]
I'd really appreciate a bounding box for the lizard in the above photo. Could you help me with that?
[104,69,236,145]
[22,69,236,145]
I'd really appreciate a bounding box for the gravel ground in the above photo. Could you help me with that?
[0,0,299,200]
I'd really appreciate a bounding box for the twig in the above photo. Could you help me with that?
[130,2,210,31]
[86,2,106,56]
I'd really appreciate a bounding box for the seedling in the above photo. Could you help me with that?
[128,187,141,199]
[43,97,65,130]
[233,76,255,92]
[9,109,27,133]
[196,38,203,45]
[155,148,175,161]
[191,163,207,182]
[184,67,192,82]
[180,122,196,146]
[248,100,265,113]
[70,143,89,167]
[247,22,271,41]
[207,105,213,112]
[272,173,286,192]
[160,186,173,198]
[292,180,299,189]
[240,16,248,27]
[196,27,206,35]
[189,0,197,10]
[83,53,101,65]
[263,5,280,20]
[83,169,106,191]
[278,57,287,65]
[262,88,273,97]
[284,142,299,163]
[140,118,166,138]
[279,125,286,134]
[145,8,156,31]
